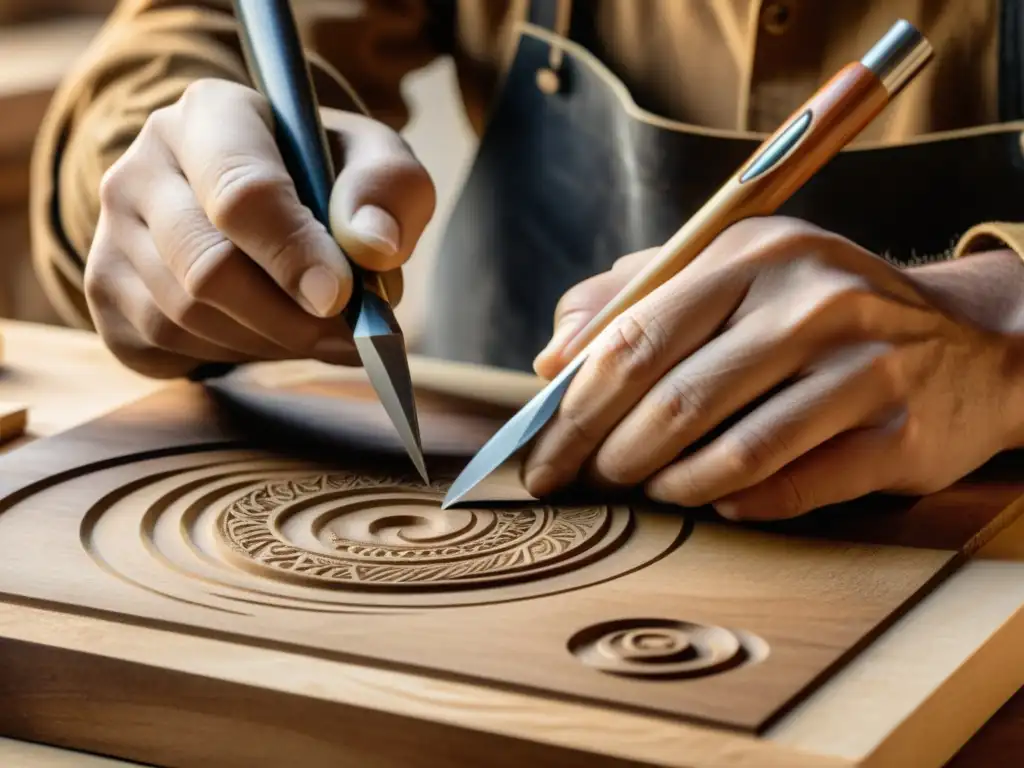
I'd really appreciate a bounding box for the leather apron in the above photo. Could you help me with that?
[419,0,1024,373]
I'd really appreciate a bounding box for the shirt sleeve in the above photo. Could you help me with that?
[955,222,1024,263]
[29,0,449,330]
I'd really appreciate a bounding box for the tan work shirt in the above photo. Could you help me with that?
[30,0,1024,330]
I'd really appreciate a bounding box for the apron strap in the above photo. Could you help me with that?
[529,0,574,93]
[999,0,1024,121]
[528,0,572,31]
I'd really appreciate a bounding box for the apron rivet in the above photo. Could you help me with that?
[761,1,794,35]
[536,68,561,94]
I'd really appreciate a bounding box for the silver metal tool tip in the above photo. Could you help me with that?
[860,19,932,97]
[440,356,587,508]
[353,291,428,485]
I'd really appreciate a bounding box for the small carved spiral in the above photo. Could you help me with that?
[569,619,760,679]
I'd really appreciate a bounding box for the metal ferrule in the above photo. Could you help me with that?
[860,19,933,97]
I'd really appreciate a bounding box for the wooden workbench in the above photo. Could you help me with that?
[0,319,1021,766]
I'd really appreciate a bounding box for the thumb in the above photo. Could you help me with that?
[533,247,658,379]
[324,109,436,274]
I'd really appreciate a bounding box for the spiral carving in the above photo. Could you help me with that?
[77,450,687,613]
[569,619,765,679]
[215,472,616,588]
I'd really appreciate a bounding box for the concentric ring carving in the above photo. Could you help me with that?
[215,472,619,589]
[568,619,767,679]
[76,450,688,614]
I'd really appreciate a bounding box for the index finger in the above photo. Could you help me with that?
[522,261,749,497]
[160,79,353,318]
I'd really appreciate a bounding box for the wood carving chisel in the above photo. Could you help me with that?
[442,19,933,508]
[232,0,427,483]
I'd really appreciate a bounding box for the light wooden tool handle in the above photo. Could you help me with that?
[560,21,932,363]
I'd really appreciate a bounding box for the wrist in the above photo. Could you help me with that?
[906,249,1024,451]
[905,248,1024,335]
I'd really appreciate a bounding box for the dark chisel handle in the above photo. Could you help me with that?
[231,0,394,325]
[232,0,333,224]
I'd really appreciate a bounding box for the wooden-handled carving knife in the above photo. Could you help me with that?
[442,19,934,508]
[232,0,427,483]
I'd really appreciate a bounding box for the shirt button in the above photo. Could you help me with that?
[761,1,795,35]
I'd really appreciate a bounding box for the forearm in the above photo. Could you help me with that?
[28,2,246,327]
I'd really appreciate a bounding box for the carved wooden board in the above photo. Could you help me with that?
[0,367,1021,753]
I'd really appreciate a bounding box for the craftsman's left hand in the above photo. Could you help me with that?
[524,217,1024,520]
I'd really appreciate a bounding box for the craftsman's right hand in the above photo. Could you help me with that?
[84,79,436,378]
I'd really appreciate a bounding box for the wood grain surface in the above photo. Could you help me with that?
[0,320,1020,767]
[0,365,1019,737]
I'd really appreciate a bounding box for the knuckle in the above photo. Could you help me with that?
[551,294,595,331]
[773,473,811,517]
[179,78,215,109]
[140,105,173,142]
[723,428,784,478]
[880,419,935,494]
[611,247,657,276]
[592,455,629,486]
[83,254,114,311]
[138,106,176,151]
[655,376,704,427]
[406,164,437,218]
[592,313,666,383]
[134,300,181,350]
[83,219,123,312]
[98,160,131,210]
[180,78,253,112]
[261,218,325,284]
[649,463,702,504]
[376,151,435,199]
[180,233,238,301]
[206,161,290,232]
[729,217,824,267]
[892,416,922,468]
[347,153,437,220]
[99,107,175,210]
[556,398,604,447]
[164,295,204,329]
[817,281,874,322]
[333,115,436,210]
[786,279,876,339]
[864,346,906,400]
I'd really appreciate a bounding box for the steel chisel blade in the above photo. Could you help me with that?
[353,290,428,484]
[440,355,587,508]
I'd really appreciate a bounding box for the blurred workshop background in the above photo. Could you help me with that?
[0,0,477,347]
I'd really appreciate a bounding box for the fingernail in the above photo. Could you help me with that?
[349,205,400,256]
[523,464,559,497]
[299,266,341,316]
[312,336,353,361]
[713,500,741,520]
[533,317,584,370]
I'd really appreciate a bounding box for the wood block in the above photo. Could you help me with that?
[0,402,26,445]
[0,366,1019,766]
